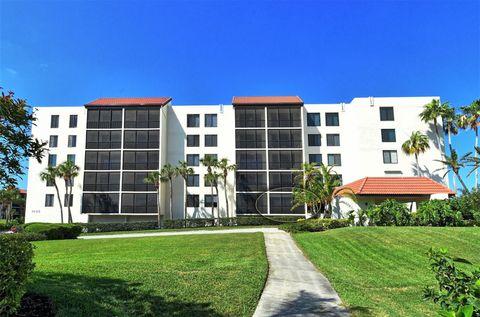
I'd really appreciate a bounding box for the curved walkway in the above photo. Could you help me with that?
[80,227,350,316]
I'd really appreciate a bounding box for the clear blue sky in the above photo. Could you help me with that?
[1,0,479,190]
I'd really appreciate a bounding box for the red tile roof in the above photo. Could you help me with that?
[341,177,455,196]
[86,97,172,106]
[232,96,303,106]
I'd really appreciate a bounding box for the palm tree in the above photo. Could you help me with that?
[0,188,22,224]
[467,146,480,181]
[458,100,480,187]
[205,172,221,221]
[160,163,178,221]
[176,160,194,227]
[144,171,162,228]
[200,155,218,224]
[435,149,471,193]
[317,164,356,218]
[441,104,459,191]
[401,131,430,176]
[57,160,80,224]
[419,99,444,148]
[39,166,64,223]
[216,158,237,219]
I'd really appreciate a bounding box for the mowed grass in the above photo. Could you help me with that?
[30,233,268,317]
[294,227,480,317]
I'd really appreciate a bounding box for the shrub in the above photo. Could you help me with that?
[236,216,304,226]
[279,218,351,233]
[23,223,82,240]
[365,199,411,226]
[416,200,463,226]
[0,235,35,316]
[164,218,216,229]
[80,221,158,233]
[450,189,480,222]
[19,232,47,241]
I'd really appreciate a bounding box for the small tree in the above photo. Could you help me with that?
[176,161,194,227]
[200,155,218,224]
[39,166,64,223]
[144,171,162,228]
[0,188,22,224]
[435,149,471,193]
[57,160,80,224]
[205,172,221,221]
[217,158,237,219]
[160,163,178,221]
[402,131,430,176]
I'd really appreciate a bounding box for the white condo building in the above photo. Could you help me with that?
[25,96,453,224]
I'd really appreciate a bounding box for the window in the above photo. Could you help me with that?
[121,193,157,213]
[236,150,266,170]
[187,114,200,127]
[309,154,322,164]
[48,154,57,167]
[86,130,122,149]
[84,172,120,191]
[270,193,304,214]
[186,154,200,166]
[46,179,54,187]
[68,135,77,147]
[187,174,200,187]
[325,113,339,126]
[50,115,59,128]
[45,194,54,207]
[204,174,218,187]
[204,195,218,207]
[123,151,159,170]
[327,154,342,166]
[381,129,396,142]
[121,172,154,191]
[236,193,267,214]
[236,172,267,191]
[268,130,302,148]
[307,113,321,126]
[205,114,217,127]
[64,194,73,207]
[269,172,295,191]
[383,150,398,164]
[380,107,395,121]
[204,154,218,160]
[236,130,266,148]
[84,151,121,170]
[69,115,78,128]
[49,135,58,148]
[82,193,119,213]
[186,135,199,147]
[308,134,321,146]
[326,134,340,146]
[267,107,301,127]
[124,108,159,128]
[67,154,76,163]
[205,135,218,147]
[87,109,122,129]
[186,195,199,207]
[235,107,265,127]
[268,150,303,170]
[123,130,159,149]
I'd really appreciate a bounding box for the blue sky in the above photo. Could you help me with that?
[1,0,479,190]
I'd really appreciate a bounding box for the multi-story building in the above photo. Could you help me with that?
[25,96,450,223]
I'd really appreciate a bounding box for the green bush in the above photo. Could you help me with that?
[236,216,304,226]
[365,199,411,226]
[23,223,82,240]
[416,200,463,227]
[450,189,480,222]
[164,218,217,229]
[80,221,159,233]
[0,234,35,316]
[279,218,351,233]
[19,232,47,241]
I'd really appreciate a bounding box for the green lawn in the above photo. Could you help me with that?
[294,227,480,317]
[30,233,268,317]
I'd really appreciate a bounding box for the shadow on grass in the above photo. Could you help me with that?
[29,272,224,317]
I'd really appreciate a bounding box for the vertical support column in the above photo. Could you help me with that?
[118,108,125,214]
[264,106,270,215]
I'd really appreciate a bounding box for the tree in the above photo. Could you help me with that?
[216,158,237,219]
[441,104,459,191]
[458,100,480,187]
[56,160,80,224]
[144,171,163,228]
[467,146,480,182]
[160,163,178,221]
[205,172,221,222]
[0,188,23,224]
[435,149,471,193]
[176,161,194,227]
[39,166,64,223]
[200,155,218,223]
[317,164,356,218]
[401,131,431,176]
[0,88,47,187]
[419,99,444,148]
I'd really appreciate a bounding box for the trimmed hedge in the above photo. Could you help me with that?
[365,199,411,226]
[0,234,35,316]
[23,223,82,240]
[236,216,304,226]
[279,218,351,233]
[80,221,159,233]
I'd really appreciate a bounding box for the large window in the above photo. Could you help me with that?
[187,174,200,187]
[204,195,218,207]
[267,107,301,127]
[85,151,121,170]
[383,150,398,164]
[82,193,119,213]
[86,130,122,149]
[380,107,395,121]
[45,194,54,207]
[205,134,217,147]
[236,150,266,170]
[235,107,265,127]
[326,134,340,146]
[84,172,120,191]
[187,114,200,127]
[186,154,200,166]
[69,115,78,128]
[268,130,302,148]
[309,154,322,165]
[121,193,157,213]
[48,154,57,167]
[308,134,321,146]
[236,172,267,191]
[125,108,159,128]
[268,150,303,170]
[381,129,396,142]
[87,109,122,129]
[236,193,267,214]
[122,172,155,191]
[236,130,266,148]
[270,193,304,214]
[49,135,58,148]
[327,154,342,166]
[186,195,199,207]
[269,172,295,191]
[68,135,77,147]
[325,113,339,126]
[187,135,200,147]
[205,114,217,127]
[307,113,320,126]
[50,115,59,128]
[123,151,159,170]
[124,130,159,149]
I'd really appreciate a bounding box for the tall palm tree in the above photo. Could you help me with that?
[39,166,64,223]
[401,131,430,176]
[467,146,480,181]
[205,172,221,221]
[441,104,459,191]
[176,160,194,227]
[57,160,80,224]
[458,99,480,187]
[435,149,471,193]
[144,171,162,228]
[160,163,178,221]
[216,158,237,219]
[419,99,444,148]
[200,155,218,223]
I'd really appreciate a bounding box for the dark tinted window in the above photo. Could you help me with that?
[187,174,200,187]
[87,109,122,129]
[83,172,120,191]
[187,135,199,147]
[269,172,295,191]
[327,154,342,166]
[123,151,159,170]
[326,134,340,146]
[325,113,339,126]
[236,172,267,191]
[235,107,265,127]
[383,150,398,164]
[236,193,267,214]
[68,135,77,147]
[186,154,200,166]
[50,115,59,128]
[308,134,321,146]
[123,130,159,149]
[124,108,159,128]
[381,129,396,142]
[236,150,266,170]
[121,193,157,213]
[307,113,320,126]
[204,195,218,207]
[205,114,217,127]
[267,107,301,127]
[205,135,217,147]
[69,115,78,128]
[84,151,121,170]
[48,154,57,167]
[82,193,119,213]
[187,114,200,127]
[186,195,199,207]
[122,172,155,191]
[86,130,122,149]
[236,130,266,148]
[49,135,58,147]
[380,107,395,121]
[268,130,302,148]
[268,150,303,170]
[45,194,54,207]
[270,193,304,214]
[309,154,322,164]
